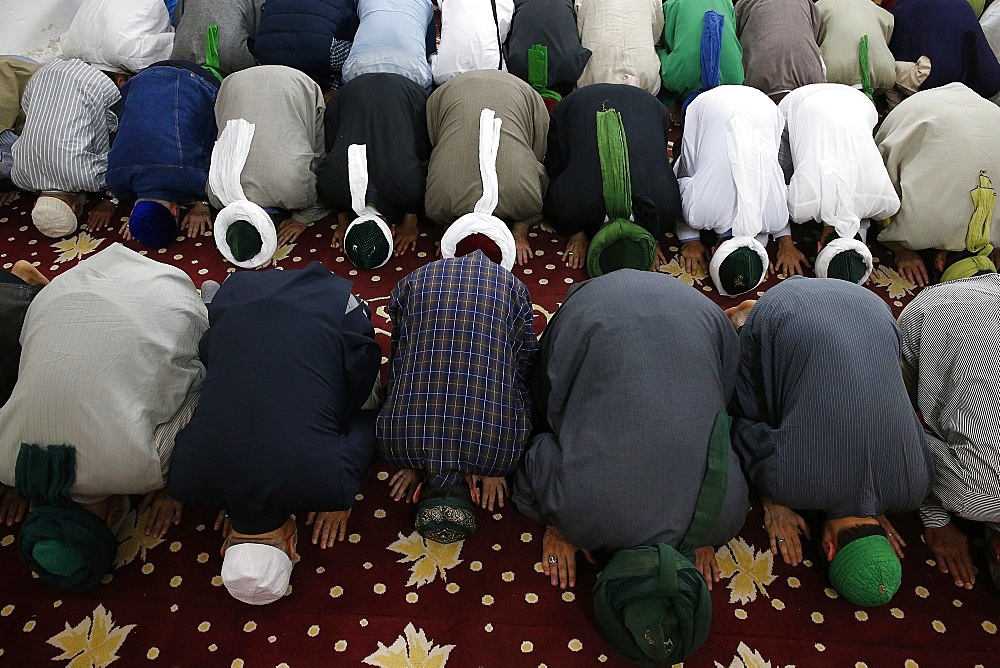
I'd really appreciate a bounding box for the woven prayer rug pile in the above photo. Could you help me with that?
[1,194,998,668]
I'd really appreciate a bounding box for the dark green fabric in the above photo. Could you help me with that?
[414,497,476,544]
[528,45,562,102]
[587,220,656,277]
[678,411,730,559]
[15,443,117,592]
[593,544,711,665]
[718,246,763,295]
[828,250,868,284]
[226,220,263,263]
[344,219,392,269]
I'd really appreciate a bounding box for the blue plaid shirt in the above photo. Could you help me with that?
[377,251,538,487]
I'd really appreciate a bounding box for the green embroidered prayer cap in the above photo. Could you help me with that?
[344,216,393,270]
[716,246,763,296]
[226,219,263,264]
[827,249,869,283]
[828,535,901,607]
[414,497,476,544]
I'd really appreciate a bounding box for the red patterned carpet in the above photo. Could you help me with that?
[1,194,999,667]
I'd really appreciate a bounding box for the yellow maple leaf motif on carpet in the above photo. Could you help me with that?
[387,531,463,588]
[115,507,164,567]
[362,622,455,668]
[52,232,103,263]
[716,537,776,605]
[870,265,916,299]
[268,243,295,267]
[47,603,136,668]
[659,257,706,286]
[714,641,791,668]
[532,303,555,324]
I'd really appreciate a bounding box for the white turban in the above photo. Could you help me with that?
[815,236,874,284]
[343,143,393,269]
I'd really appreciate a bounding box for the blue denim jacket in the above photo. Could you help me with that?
[107,61,219,203]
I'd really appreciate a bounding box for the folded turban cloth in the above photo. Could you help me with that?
[455,232,503,266]
[210,119,277,268]
[710,239,766,297]
[222,542,294,605]
[829,534,901,606]
[130,200,178,249]
[528,45,562,103]
[814,237,874,285]
[414,497,476,544]
[439,109,518,271]
[15,443,117,592]
[343,144,393,269]
[593,543,712,665]
[586,107,656,277]
[941,171,997,282]
[32,195,79,238]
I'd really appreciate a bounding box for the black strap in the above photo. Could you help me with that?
[490,0,505,70]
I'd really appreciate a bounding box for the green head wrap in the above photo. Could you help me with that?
[344,218,392,270]
[587,108,657,277]
[226,219,264,263]
[941,171,997,282]
[15,443,117,592]
[593,544,712,664]
[414,497,476,544]
[827,249,869,284]
[528,45,562,103]
[829,534,901,606]
[717,246,764,296]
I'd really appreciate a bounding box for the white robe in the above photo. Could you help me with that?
[61,0,175,74]
[780,83,899,241]
[674,85,789,243]
[432,0,514,86]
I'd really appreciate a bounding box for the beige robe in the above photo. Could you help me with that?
[425,70,548,227]
[816,0,896,92]
[877,83,1000,251]
[575,0,664,94]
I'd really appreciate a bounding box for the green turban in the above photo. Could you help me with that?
[414,497,476,544]
[941,172,996,282]
[593,544,712,665]
[226,219,263,263]
[344,217,393,270]
[528,44,562,103]
[588,221,657,277]
[828,535,901,606]
[15,443,117,592]
[827,249,869,283]
[716,246,763,296]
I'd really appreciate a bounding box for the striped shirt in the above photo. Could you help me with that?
[731,278,934,518]
[377,251,538,488]
[899,274,1000,533]
[10,58,120,194]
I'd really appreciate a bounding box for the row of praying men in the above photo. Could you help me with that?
[3,0,1000,294]
[1,234,998,664]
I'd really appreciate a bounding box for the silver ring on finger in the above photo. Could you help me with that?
[776,538,785,543]
[548,555,559,564]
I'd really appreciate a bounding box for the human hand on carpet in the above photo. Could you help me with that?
[655,243,667,270]
[84,199,116,231]
[512,221,533,266]
[306,508,351,549]
[277,217,308,245]
[0,484,27,526]
[925,522,976,589]
[563,232,587,270]
[393,215,419,256]
[542,525,595,589]
[679,240,708,275]
[389,469,421,503]
[118,217,133,241]
[762,497,810,566]
[774,236,810,277]
[0,190,19,207]
[875,515,906,558]
[331,213,349,249]
[468,475,508,512]
[214,509,232,538]
[180,203,212,238]
[695,545,720,591]
[141,489,183,538]
[895,248,929,287]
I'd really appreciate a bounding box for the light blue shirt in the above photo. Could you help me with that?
[342,0,434,90]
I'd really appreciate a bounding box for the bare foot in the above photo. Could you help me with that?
[925,523,976,589]
[11,260,49,287]
[563,232,588,270]
[774,236,810,277]
[895,248,929,287]
[724,299,756,331]
[331,212,349,250]
[512,221,533,266]
[393,214,419,256]
[680,239,708,275]
[817,225,835,253]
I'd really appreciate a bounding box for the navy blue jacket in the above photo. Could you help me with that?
[107,61,219,203]
[254,0,359,80]
[168,263,381,534]
[891,0,1000,98]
